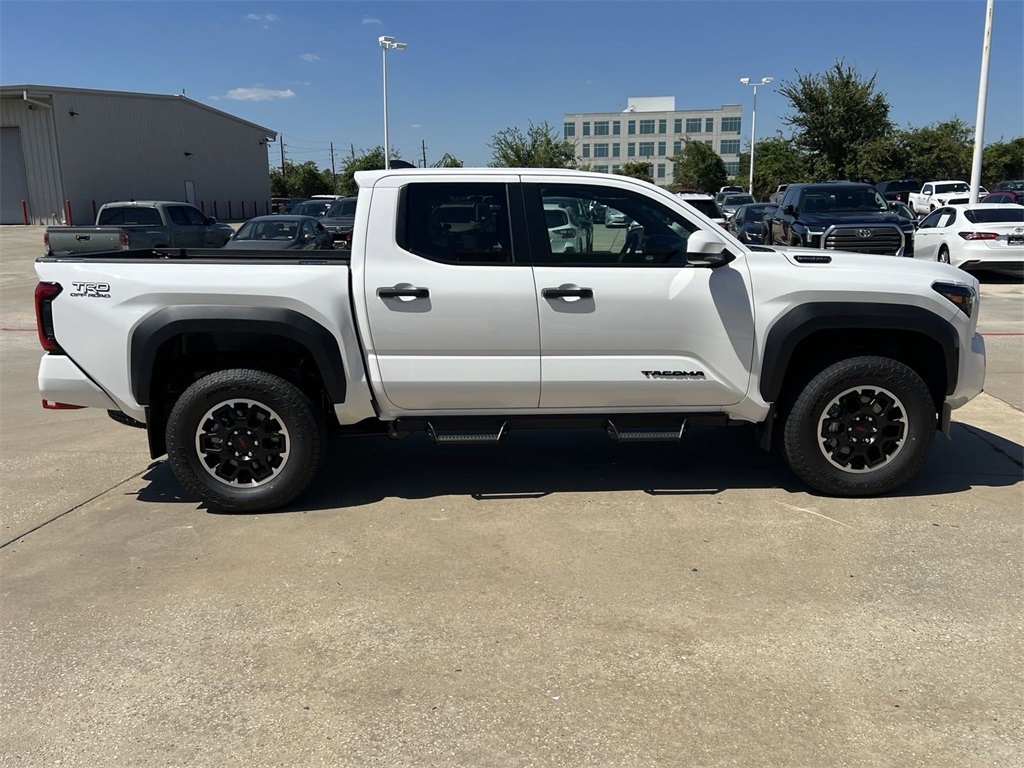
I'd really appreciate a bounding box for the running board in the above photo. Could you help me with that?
[426,421,509,445]
[605,420,686,442]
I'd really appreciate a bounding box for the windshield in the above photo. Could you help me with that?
[801,188,888,212]
[882,180,919,192]
[724,195,755,206]
[292,201,331,217]
[326,200,357,217]
[235,219,299,240]
[936,183,970,194]
[965,208,1024,224]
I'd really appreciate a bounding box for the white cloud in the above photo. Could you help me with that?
[209,96,221,101]
[301,53,320,62]
[411,123,421,129]
[362,16,382,24]
[246,13,278,22]
[226,87,296,101]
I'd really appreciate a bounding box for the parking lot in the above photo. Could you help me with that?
[1,225,1021,767]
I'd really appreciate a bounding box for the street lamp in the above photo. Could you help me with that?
[740,76,773,196]
[379,35,408,171]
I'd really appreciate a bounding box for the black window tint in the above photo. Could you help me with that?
[183,206,208,226]
[917,210,943,229]
[97,207,124,225]
[166,206,191,226]
[532,183,699,267]
[398,183,512,264]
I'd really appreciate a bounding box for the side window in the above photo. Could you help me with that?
[530,183,699,267]
[937,210,956,228]
[300,220,315,239]
[397,182,513,265]
[183,206,208,226]
[166,206,191,226]
[780,188,798,209]
[922,185,932,195]
[917,210,943,229]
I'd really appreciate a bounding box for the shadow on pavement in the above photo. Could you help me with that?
[132,420,1023,514]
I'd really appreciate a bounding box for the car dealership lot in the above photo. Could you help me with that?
[1,226,1021,767]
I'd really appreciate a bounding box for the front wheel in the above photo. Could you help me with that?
[780,356,935,496]
[166,369,323,512]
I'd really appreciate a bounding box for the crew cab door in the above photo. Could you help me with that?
[357,174,541,410]
[523,180,755,409]
[165,205,208,248]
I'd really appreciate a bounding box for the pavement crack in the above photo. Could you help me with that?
[958,423,1024,470]
[0,466,150,550]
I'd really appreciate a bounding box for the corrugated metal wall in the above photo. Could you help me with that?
[0,97,65,224]
[50,91,273,225]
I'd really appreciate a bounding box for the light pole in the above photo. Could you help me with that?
[379,35,408,171]
[740,76,773,197]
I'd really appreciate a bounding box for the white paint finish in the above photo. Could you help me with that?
[37,353,119,410]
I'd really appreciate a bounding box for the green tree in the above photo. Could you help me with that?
[269,160,333,197]
[670,140,727,193]
[981,137,1024,187]
[489,120,576,168]
[779,59,893,180]
[851,132,911,184]
[432,153,464,168]
[902,119,973,182]
[748,135,809,200]
[334,147,390,195]
[615,161,653,183]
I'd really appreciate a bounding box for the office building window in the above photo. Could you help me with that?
[658,119,667,134]
[705,117,714,132]
[720,139,741,154]
[627,142,636,157]
[673,140,683,155]
[657,163,666,179]
[639,141,655,157]
[657,141,666,156]
[686,118,702,133]
[721,116,741,133]
[582,144,590,158]
[612,121,621,135]
[612,165,621,174]
[563,122,575,138]
[639,119,655,135]
[582,122,591,136]
[628,120,636,135]
[593,143,609,158]
[593,165,609,173]
[612,143,621,158]
[594,121,609,136]
[674,118,682,133]
[725,161,740,175]
[704,140,713,147]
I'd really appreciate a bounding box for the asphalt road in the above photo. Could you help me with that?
[1,226,1021,767]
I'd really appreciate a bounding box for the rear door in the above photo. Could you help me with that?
[523,179,755,409]
[358,174,541,411]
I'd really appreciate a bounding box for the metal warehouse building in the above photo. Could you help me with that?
[1,84,276,225]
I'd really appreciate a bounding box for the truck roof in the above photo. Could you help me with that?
[354,167,653,187]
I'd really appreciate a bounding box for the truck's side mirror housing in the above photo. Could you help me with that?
[686,230,735,268]
[783,204,796,215]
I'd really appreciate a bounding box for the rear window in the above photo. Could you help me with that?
[545,209,569,228]
[964,208,1024,224]
[327,200,357,217]
[881,180,919,192]
[724,195,755,206]
[685,199,723,218]
[97,206,163,226]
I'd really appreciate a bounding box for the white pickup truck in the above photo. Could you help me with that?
[35,168,986,512]
[908,180,982,215]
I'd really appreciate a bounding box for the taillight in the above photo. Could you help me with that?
[43,231,50,250]
[34,282,64,353]
[958,231,999,240]
[560,229,577,239]
[119,232,130,248]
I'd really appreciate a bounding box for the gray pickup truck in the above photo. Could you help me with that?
[44,201,235,255]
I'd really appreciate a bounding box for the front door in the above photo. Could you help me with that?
[360,175,541,411]
[523,180,755,409]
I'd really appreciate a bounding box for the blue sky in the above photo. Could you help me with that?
[2,0,1022,170]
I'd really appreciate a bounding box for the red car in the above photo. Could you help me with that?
[980,190,1024,206]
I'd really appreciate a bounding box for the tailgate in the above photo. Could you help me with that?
[46,227,126,255]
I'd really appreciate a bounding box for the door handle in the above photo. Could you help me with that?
[377,284,429,300]
[542,285,593,300]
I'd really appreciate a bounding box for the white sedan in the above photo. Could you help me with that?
[913,204,1024,271]
[544,204,587,254]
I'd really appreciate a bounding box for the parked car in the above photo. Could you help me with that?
[223,215,334,250]
[604,207,630,227]
[544,204,587,254]
[718,185,745,196]
[993,179,1024,191]
[728,203,775,244]
[766,182,915,256]
[980,190,1024,206]
[908,181,987,216]
[891,201,918,224]
[320,197,358,248]
[677,192,727,229]
[719,193,756,220]
[768,184,789,204]
[913,204,1024,271]
[290,199,334,218]
[544,195,594,250]
[875,179,921,205]
[272,197,308,214]
[44,200,234,255]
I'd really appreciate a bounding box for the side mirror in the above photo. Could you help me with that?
[686,230,735,268]
[783,204,796,215]
[207,217,217,224]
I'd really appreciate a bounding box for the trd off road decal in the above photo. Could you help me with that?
[69,282,111,298]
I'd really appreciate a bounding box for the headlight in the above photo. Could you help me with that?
[932,282,976,317]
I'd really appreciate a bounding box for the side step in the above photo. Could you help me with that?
[426,421,509,445]
[605,420,686,443]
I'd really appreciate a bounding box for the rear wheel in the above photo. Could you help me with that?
[166,369,323,512]
[781,356,935,496]
[938,246,951,264]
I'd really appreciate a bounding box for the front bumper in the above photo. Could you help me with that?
[947,331,986,410]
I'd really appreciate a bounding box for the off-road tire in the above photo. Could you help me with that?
[166,369,323,512]
[781,356,935,496]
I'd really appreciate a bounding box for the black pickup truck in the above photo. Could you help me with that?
[766,182,916,257]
